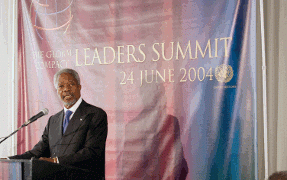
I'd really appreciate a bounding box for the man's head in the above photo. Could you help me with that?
[269,171,287,180]
[54,68,81,109]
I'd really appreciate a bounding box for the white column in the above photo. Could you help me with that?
[0,0,17,157]
[277,0,287,172]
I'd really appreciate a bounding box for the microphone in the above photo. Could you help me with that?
[0,108,49,145]
[22,108,49,127]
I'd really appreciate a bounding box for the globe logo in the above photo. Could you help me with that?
[30,0,74,39]
[215,64,234,83]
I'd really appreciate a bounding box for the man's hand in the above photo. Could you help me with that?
[39,157,56,163]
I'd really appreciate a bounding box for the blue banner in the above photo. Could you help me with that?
[17,0,257,179]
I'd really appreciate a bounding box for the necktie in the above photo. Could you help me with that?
[63,110,73,134]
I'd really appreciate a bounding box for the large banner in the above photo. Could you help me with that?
[17,0,256,179]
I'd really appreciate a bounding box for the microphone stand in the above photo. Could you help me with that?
[0,123,28,144]
[0,108,48,145]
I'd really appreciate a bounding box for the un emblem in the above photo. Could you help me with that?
[215,64,233,83]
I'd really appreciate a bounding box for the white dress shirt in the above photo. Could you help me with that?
[63,97,83,120]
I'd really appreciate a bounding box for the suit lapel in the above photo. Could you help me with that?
[49,110,64,147]
[57,111,64,137]
[63,109,85,136]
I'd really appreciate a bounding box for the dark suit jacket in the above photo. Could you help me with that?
[10,100,108,179]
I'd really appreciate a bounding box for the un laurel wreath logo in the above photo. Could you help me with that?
[215,64,234,83]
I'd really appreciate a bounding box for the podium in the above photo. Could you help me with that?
[0,159,95,180]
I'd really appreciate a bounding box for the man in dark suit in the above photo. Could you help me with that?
[9,68,108,179]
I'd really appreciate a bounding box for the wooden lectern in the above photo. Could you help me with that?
[0,159,95,180]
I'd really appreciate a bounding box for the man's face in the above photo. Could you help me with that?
[57,72,81,109]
